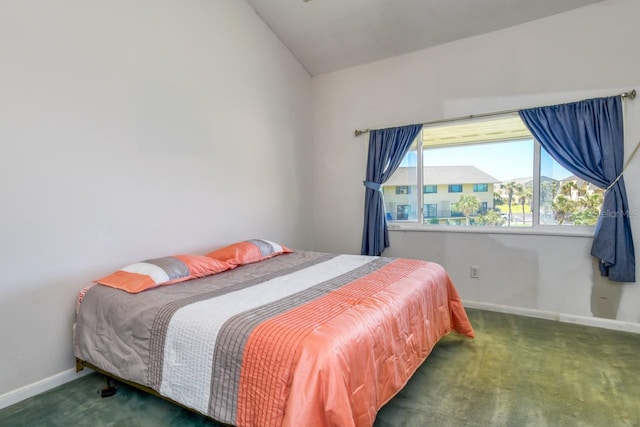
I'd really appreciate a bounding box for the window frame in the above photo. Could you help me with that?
[395,185,411,195]
[423,203,438,218]
[423,185,438,194]
[386,123,597,237]
[396,204,411,220]
[473,183,489,192]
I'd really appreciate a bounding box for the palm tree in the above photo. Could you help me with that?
[540,180,558,223]
[502,181,523,226]
[452,194,481,226]
[579,193,603,211]
[552,195,577,225]
[560,181,578,200]
[517,185,533,225]
[541,180,558,201]
[572,193,604,226]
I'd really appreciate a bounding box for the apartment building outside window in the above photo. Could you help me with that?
[381,114,604,229]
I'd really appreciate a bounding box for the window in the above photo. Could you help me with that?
[382,113,603,230]
[397,204,410,220]
[395,186,411,195]
[424,203,437,218]
[423,185,438,193]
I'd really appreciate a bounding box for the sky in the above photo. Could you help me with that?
[401,139,572,182]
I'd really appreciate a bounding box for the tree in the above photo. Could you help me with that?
[502,181,523,226]
[579,193,603,211]
[477,210,504,226]
[541,180,558,201]
[571,193,603,226]
[517,185,533,225]
[552,195,577,225]
[452,194,481,226]
[540,180,558,223]
[560,181,579,200]
[571,209,600,225]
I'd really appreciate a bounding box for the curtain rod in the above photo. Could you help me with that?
[354,89,636,137]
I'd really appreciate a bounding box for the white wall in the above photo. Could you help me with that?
[311,0,640,324]
[0,0,312,396]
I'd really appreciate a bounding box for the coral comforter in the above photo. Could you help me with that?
[74,251,474,427]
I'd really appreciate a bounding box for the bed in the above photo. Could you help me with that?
[74,249,474,427]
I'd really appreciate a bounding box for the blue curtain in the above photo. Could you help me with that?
[519,96,635,282]
[361,124,422,256]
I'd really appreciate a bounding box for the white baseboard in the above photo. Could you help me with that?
[464,300,640,334]
[0,367,92,411]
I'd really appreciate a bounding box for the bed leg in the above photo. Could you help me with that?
[101,376,117,398]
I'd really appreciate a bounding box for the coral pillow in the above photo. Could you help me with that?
[206,239,292,267]
[95,254,231,293]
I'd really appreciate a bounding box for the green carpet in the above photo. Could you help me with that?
[2,309,639,426]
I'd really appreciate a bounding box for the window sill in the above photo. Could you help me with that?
[387,223,595,238]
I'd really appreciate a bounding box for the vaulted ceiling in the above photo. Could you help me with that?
[246,0,602,76]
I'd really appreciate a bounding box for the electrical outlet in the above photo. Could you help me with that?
[470,266,479,279]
